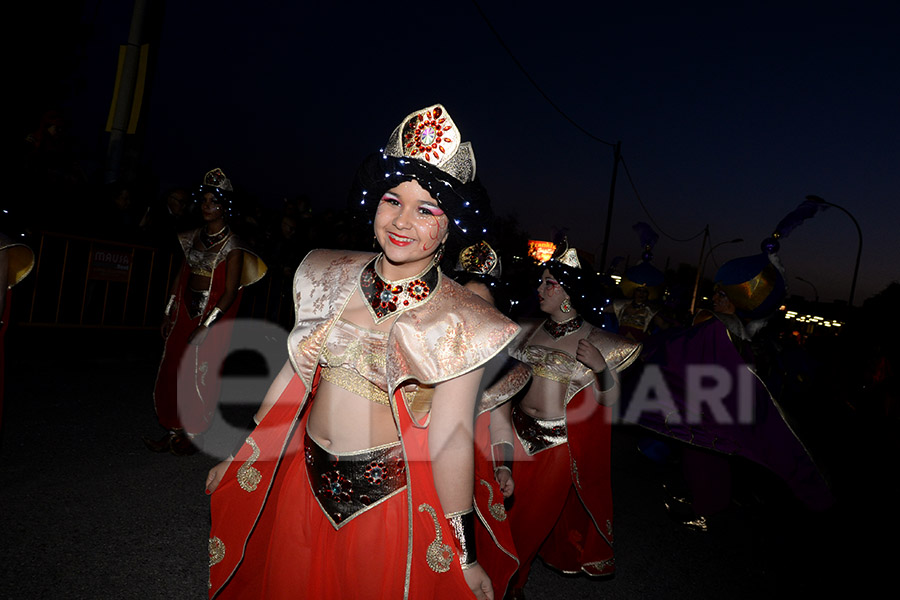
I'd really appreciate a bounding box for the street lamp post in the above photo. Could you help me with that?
[689,233,743,314]
[806,195,862,307]
[796,276,819,303]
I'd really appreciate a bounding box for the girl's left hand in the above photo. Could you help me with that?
[576,339,607,373]
[463,563,494,600]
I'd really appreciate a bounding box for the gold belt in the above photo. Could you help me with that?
[305,431,406,529]
[512,405,567,456]
[319,366,390,406]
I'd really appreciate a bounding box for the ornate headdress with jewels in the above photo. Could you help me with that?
[349,104,492,241]
[550,237,583,269]
[456,241,501,278]
[453,240,512,315]
[195,168,236,217]
[202,168,233,192]
[555,247,582,269]
[383,105,476,185]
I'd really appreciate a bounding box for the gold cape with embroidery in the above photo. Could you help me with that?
[486,318,642,408]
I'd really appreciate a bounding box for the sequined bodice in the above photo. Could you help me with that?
[186,244,220,276]
[319,319,389,393]
[519,345,585,385]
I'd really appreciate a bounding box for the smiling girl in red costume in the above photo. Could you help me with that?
[206,105,519,600]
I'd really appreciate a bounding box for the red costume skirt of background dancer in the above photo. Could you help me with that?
[506,433,615,588]
[153,291,240,434]
[505,437,572,589]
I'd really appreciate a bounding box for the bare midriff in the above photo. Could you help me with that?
[307,384,400,452]
[518,375,567,420]
[307,289,401,453]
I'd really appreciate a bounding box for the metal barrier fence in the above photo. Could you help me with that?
[12,232,288,330]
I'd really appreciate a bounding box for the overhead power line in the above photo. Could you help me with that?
[619,156,707,244]
[470,0,615,147]
[473,0,708,258]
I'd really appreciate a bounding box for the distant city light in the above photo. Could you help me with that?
[783,310,843,328]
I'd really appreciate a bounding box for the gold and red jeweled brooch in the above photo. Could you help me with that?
[360,256,441,324]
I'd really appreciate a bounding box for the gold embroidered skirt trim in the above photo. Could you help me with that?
[319,366,391,406]
[304,430,407,529]
[512,405,567,456]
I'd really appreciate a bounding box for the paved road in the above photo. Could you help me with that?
[0,328,893,599]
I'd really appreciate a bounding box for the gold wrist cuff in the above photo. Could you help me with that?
[202,307,223,328]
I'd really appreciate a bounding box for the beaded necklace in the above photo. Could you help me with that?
[200,225,230,249]
[542,315,584,340]
[360,255,440,324]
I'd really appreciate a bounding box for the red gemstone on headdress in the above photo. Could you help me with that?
[439,145,445,153]
[443,138,452,143]
[433,107,442,117]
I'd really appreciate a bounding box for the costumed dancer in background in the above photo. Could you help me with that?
[489,243,641,598]
[624,198,834,528]
[205,105,520,600]
[451,240,522,598]
[605,222,669,342]
[0,225,35,430]
[145,169,267,456]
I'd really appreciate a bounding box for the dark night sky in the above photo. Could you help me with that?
[65,0,899,304]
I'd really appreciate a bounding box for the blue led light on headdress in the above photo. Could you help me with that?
[349,105,492,242]
[194,167,237,218]
[544,238,611,328]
